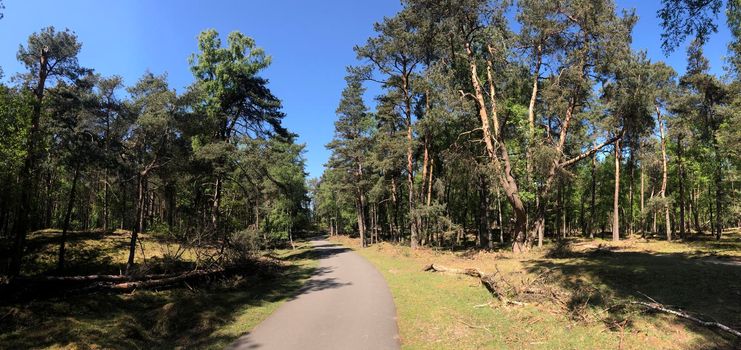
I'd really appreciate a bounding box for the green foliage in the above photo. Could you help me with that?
[0,87,31,172]
[658,0,723,54]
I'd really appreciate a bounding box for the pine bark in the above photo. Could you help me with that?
[658,107,671,241]
[613,138,621,242]
[677,133,686,239]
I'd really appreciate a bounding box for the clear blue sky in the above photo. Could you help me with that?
[0,0,732,179]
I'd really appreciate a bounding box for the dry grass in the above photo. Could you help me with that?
[331,229,741,350]
[0,231,320,349]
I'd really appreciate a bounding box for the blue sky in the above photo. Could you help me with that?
[0,0,733,179]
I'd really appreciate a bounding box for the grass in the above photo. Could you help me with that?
[331,230,741,350]
[0,230,320,349]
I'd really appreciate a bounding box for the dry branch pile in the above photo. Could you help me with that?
[423,263,741,339]
[1,268,231,300]
[422,263,564,307]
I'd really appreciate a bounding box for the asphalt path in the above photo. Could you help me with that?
[228,238,400,350]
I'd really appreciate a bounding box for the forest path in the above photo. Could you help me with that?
[228,238,400,350]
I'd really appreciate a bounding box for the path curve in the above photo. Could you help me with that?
[228,238,400,350]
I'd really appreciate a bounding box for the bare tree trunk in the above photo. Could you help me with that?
[692,186,701,233]
[57,166,80,273]
[400,73,417,249]
[464,43,529,253]
[126,174,145,274]
[212,176,222,232]
[589,153,597,239]
[561,182,567,238]
[712,146,723,240]
[629,151,634,235]
[613,138,621,241]
[651,189,657,235]
[658,108,671,241]
[536,195,545,247]
[427,158,434,206]
[103,168,109,232]
[641,162,646,235]
[496,189,504,244]
[356,161,367,247]
[709,195,715,236]
[677,133,686,239]
[477,175,491,249]
[421,137,429,204]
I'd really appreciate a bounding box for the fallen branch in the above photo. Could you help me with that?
[88,268,225,292]
[631,300,741,338]
[16,272,182,283]
[455,317,492,334]
[423,263,509,304]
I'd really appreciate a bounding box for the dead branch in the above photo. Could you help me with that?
[423,263,510,304]
[82,268,225,293]
[16,272,183,283]
[630,299,741,338]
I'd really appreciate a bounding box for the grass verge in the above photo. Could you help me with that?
[331,231,740,350]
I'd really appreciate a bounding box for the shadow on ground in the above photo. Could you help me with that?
[527,241,741,349]
[0,243,325,349]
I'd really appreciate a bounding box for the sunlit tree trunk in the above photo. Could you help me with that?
[613,138,621,241]
[658,107,671,241]
[677,133,686,239]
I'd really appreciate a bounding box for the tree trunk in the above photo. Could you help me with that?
[477,175,491,249]
[640,166,646,236]
[100,168,108,232]
[57,166,81,273]
[708,195,715,236]
[126,174,145,274]
[628,151,634,235]
[400,73,417,249]
[464,43,529,253]
[658,107,671,241]
[427,158,434,206]
[613,138,621,242]
[677,134,686,239]
[9,48,49,276]
[495,188,504,244]
[712,142,723,240]
[692,186,701,233]
[212,176,222,232]
[421,137,429,204]
[589,153,597,239]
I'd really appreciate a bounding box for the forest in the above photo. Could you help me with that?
[316,0,740,252]
[0,19,313,292]
[0,0,739,349]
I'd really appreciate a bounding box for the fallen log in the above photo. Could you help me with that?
[15,272,181,283]
[423,264,505,302]
[631,300,741,338]
[86,268,225,292]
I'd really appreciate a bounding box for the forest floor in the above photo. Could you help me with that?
[0,230,320,349]
[331,229,741,350]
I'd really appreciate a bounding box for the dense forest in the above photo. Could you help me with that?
[316,0,740,252]
[0,24,311,276]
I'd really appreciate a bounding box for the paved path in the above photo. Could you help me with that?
[228,239,400,350]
